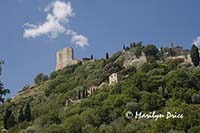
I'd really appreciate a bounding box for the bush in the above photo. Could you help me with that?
[143,44,159,60]
[64,114,84,133]
[140,92,163,111]
[34,73,48,85]
[191,94,200,104]
[47,124,66,133]
[188,126,200,133]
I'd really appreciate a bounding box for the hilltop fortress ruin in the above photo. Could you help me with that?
[55,43,193,71]
[55,47,79,71]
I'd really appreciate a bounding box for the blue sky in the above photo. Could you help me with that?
[1,0,200,98]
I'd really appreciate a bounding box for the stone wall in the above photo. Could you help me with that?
[167,54,192,64]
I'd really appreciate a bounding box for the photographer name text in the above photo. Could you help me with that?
[126,111,184,121]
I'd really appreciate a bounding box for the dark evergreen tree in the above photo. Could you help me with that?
[7,113,16,129]
[24,102,32,121]
[106,53,109,59]
[91,54,93,60]
[18,107,24,123]
[190,44,200,67]
[3,108,16,129]
[34,73,48,85]
[3,108,11,129]
[123,45,126,50]
[78,89,81,99]
[82,88,86,98]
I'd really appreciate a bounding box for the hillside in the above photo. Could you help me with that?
[1,43,200,133]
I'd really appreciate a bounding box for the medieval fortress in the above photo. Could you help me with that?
[55,43,193,96]
[55,47,79,71]
[166,42,192,64]
[55,43,193,85]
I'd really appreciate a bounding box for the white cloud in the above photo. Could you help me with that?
[71,34,88,47]
[67,30,88,47]
[24,14,66,38]
[193,36,200,47]
[45,1,74,22]
[23,1,88,47]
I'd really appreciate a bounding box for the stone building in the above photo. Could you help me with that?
[55,47,79,71]
[166,42,192,64]
[87,86,98,96]
[109,73,118,85]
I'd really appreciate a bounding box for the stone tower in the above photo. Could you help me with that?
[56,47,78,71]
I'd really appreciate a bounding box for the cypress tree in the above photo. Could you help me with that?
[3,109,11,129]
[18,107,24,123]
[78,89,81,99]
[91,54,93,60]
[3,109,16,129]
[123,45,126,50]
[24,102,31,121]
[106,53,109,59]
[7,113,16,129]
[190,44,200,67]
[83,88,86,98]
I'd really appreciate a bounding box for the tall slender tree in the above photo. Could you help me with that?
[78,89,81,99]
[106,53,109,59]
[7,113,16,129]
[3,108,11,129]
[123,45,126,50]
[190,44,200,67]
[91,54,93,60]
[24,102,32,121]
[3,108,16,129]
[18,107,24,122]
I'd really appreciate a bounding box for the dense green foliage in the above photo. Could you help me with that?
[143,44,159,60]
[0,44,200,132]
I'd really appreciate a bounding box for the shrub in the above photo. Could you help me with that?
[191,94,200,104]
[34,73,48,85]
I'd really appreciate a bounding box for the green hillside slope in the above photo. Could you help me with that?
[1,44,200,133]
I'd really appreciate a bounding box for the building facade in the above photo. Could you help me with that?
[109,73,118,85]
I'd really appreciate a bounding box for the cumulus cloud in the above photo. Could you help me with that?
[23,1,88,47]
[45,1,74,22]
[67,30,88,47]
[193,36,200,47]
[24,14,66,38]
